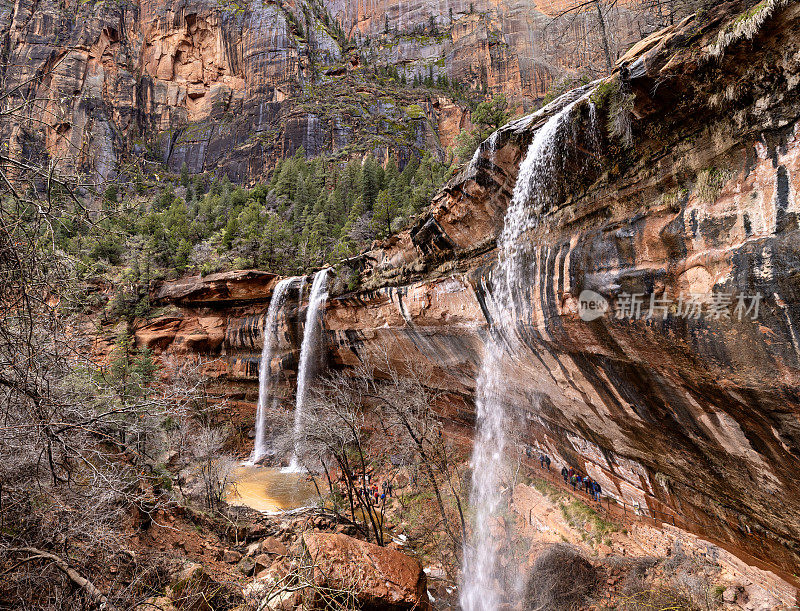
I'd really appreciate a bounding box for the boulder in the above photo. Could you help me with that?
[723,586,739,603]
[256,559,291,585]
[257,588,300,611]
[268,590,302,611]
[242,581,271,607]
[237,556,257,576]
[248,522,268,539]
[136,596,178,610]
[243,569,300,611]
[166,563,215,611]
[261,536,288,556]
[253,553,272,573]
[222,549,242,563]
[302,532,428,610]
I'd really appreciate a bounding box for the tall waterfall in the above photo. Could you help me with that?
[461,94,593,611]
[251,276,298,464]
[288,268,330,470]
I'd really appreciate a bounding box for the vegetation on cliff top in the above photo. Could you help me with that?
[62,148,450,319]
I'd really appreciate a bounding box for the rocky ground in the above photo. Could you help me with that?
[120,449,793,611]
[509,475,790,611]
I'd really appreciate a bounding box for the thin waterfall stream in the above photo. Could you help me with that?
[460,92,595,611]
[288,268,330,471]
[250,276,298,464]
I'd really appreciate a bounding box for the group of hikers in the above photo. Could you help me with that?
[527,446,604,502]
[349,449,604,511]
[358,473,393,507]
[561,466,603,501]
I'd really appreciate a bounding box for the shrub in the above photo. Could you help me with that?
[200,261,223,276]
[523,544,598,610]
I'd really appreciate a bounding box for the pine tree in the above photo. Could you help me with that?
[343,160,363,208]
[472,93,510,139]
[262,212,288,271]
[222,215,238,250]
[175,238,192,273]
[295,175,314,229]
[372,189,399,237]
[385,157,400,186]
[270,158,284,189]
[325,189,343,228]
[276,159,298,199]
[361,156,380,211]
[309,212,329,264]
[400,155,420,184]
[180,162,190,188]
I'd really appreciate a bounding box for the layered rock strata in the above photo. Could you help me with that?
[0,0,464,183]
[329,0,800,593]
[141,0,800,602]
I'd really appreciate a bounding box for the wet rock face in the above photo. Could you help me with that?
[140,270,305,411]
[332,0,688,105]
[326,0,800,591]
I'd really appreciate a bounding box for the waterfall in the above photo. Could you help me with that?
[287,268,330,471]
[250,276,298,465]
[460,93,593,611]
[467,129,501,175]
[487,130,499,156]
[298,275,307,304]
[305,114,319,156]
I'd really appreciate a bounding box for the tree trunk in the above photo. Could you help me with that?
[594,0,614,74]
[8,548,117,610]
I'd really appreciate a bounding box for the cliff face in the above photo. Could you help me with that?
[138,0,800,598]
[333,0,673,102]
[0,0,687,183]
[0,0,455,182]
[330,0,800,587]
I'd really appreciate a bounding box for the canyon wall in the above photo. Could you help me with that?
[333,0,678,102]
[329,0,800,591]
[0,0,688,184]
[140,0,800,601]
[0,0,459,183]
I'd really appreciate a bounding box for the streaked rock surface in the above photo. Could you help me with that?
[131,0,800,601]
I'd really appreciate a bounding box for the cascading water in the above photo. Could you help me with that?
[487,130,499,156]
[287,268,330,471]
[467,129,501,176]
[461,92,595,611]
[250,276,298,464]
[298,275,307,304]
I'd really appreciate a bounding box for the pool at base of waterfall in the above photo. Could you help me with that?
[226,465,320,513]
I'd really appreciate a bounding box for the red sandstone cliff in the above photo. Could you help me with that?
[138,2,800,602]
[0,0,691,184]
